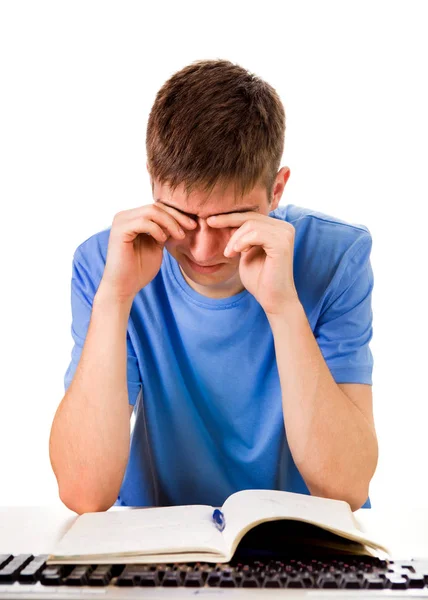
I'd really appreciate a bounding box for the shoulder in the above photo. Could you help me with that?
[270,203,371,244]
[269,204,373,323]
[71,226,111,286]
[73,226,111,260]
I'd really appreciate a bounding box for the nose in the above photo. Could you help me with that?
[187,218,229,263]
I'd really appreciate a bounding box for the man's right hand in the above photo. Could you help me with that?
[99,202,197,302]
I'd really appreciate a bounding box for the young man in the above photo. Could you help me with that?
[49,59,378,514]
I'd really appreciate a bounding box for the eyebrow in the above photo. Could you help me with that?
[157,201,260,219]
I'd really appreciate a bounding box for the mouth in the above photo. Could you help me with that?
[185,256,225,274]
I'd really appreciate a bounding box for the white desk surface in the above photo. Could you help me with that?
[1,505,427,560]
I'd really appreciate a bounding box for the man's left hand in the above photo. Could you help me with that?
[207,212,300,316]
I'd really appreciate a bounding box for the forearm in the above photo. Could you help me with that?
[267,301,378,511]
[49,284,134,513]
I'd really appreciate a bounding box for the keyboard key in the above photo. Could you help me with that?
[138,572,160,586]
[162,569,183,587]
[241,575,259,587]
[40,565,65,586]
[207,571,221,586]
[386,574,409,590]
[183,571,205,587]
[115,565,153,587]
[261,574,282,588]
[285,574,306,588]
[0,554,33,583]
[219,574,237,587]
[18,555,49,583]
[114,574,134,587]
[317,573,339,588]
[87,565,114,586]
[364,574,386,589]
[0,556,13,571]
[342,573,363,588]
[407,573,426,588]
[302,574,316,588]
[64,565,94,585]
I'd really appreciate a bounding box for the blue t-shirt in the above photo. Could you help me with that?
[64,204,374,509]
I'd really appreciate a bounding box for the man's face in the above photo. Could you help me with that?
[150,169,288,299]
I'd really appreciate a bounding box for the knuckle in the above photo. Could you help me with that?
[151,203,172,220]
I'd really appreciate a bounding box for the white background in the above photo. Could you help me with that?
[0,0,426,510]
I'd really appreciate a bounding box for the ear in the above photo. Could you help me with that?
[283,167,291,186]
[147,162,154,192]
[271,167,290,210]
[278,166,291,188]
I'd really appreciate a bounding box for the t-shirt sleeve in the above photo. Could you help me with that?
[314,234,374,385]
[63,248,143,406]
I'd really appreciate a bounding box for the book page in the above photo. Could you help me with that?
[220,489,378,558]
[51,504,227,559]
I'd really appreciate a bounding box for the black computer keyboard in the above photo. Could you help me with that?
[1,553,428,591]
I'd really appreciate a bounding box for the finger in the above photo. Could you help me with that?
[154,201,198,230]
[139,220,169,244]
[119,208,185,243]
[149,205,191,240]
[116,204,196,239]
[207,213,257,228]
[223,222,255,255]
[146,204,196,240]
[225,230,258,256]
[117,215,170,245]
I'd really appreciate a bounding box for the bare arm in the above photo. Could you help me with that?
[49,285,134,514]
[50,203,197,514]
[267,303,378,512]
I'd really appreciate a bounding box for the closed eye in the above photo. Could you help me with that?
[157,200,259,220]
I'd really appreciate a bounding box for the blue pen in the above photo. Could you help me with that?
[212,509,226,532]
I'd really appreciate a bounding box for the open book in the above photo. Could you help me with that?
[48,489,390,564]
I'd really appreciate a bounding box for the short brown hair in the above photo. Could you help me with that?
[146,59,285,205]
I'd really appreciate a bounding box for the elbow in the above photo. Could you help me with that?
[305,477,372,513]
[58,485,117,515]
[349,444,378,511]
[348,492,369,512]
[311,487,369,513]
[49,443,121,515]
[304,442,378,512]
[326,483,371,512]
